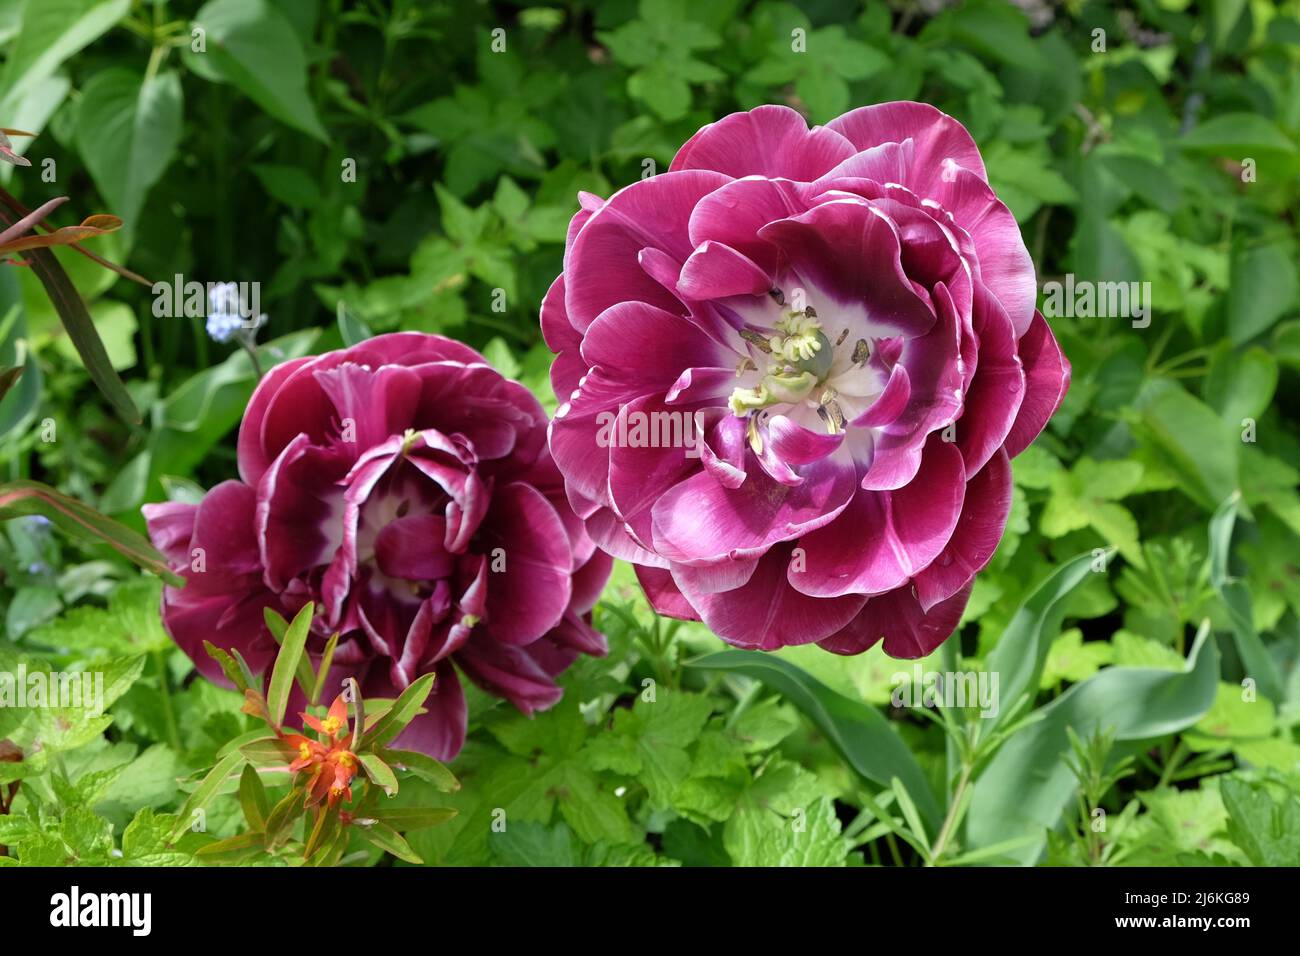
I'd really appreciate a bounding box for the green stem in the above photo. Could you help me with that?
[154,650,182,753]
[928,759,974,866]
[239,339,264,379]
[1158,740,1188,788]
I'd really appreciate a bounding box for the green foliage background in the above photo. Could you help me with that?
[1,0,1299,867]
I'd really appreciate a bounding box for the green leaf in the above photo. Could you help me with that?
[1227,243,1298,345]
[250,162,322,209]
[1204,344,1278,425]
[170,750,246,839]
[1179,113,1298,156]
[194,831,264,862]
[372,806,458,831]
[1131,379,1239,511]
[191,0,327,141]
[361,671,435,748]
[359,752,398,796]
[265,602,313,726]
[237,735,296,766]
[1040,628,1113,688]
[357,820,423,864]
[0,480,175,580]
[489,820,579,867]
[967,623,1219,864]
[74,68,183,232]
[309,631,340,707]
[28,577,172,657]
[689,651,942,831]
[1208,495,1283,702]
[984,551,1102,728]
[1221,777,1300,866]
[379,747,459,792]
[20,242,139,422]
[0,273,40,440]
[237,763,269,830]
[204,641,251,693]
[0,0,130,110]
[335,301,372,348]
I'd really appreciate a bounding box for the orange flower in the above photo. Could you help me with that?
[300,693,350,745]
[290,694,361,807]
[283,734,327,773]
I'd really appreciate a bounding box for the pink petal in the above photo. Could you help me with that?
[670,105,855,181]
[913,449,1012,611]
[794,436,965,598]
[1003,311,1070,458]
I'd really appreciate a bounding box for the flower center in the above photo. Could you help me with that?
[729,298,869,449]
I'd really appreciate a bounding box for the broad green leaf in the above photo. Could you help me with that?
[1227,243,1298,345]
[1221,777,1300,866]
[1131,378,1239,510]
[984,550,1102,728]
[250,162,322,208]
[1204,344,1278,425]
[0,0,130,110]
[689,651,942,830]
[191,0,327,141]
[968,624,1219,864]
[1208,495,1283,702]
[1179,113,1298,156]
[74,68,183,233]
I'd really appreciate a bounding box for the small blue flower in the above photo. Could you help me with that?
[206,282,268,345]
[206,311,244,343]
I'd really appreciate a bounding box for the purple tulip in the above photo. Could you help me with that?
[544,103,1070,658]
[144,333,611,759]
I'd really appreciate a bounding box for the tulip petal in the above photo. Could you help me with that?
[913,449,1012,611]
[675,545,867,649]
[1003,310,1070,458]
[670,104,856,181]
[795,436,965,598]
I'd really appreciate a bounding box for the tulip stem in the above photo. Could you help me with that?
[927,759,973,866]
